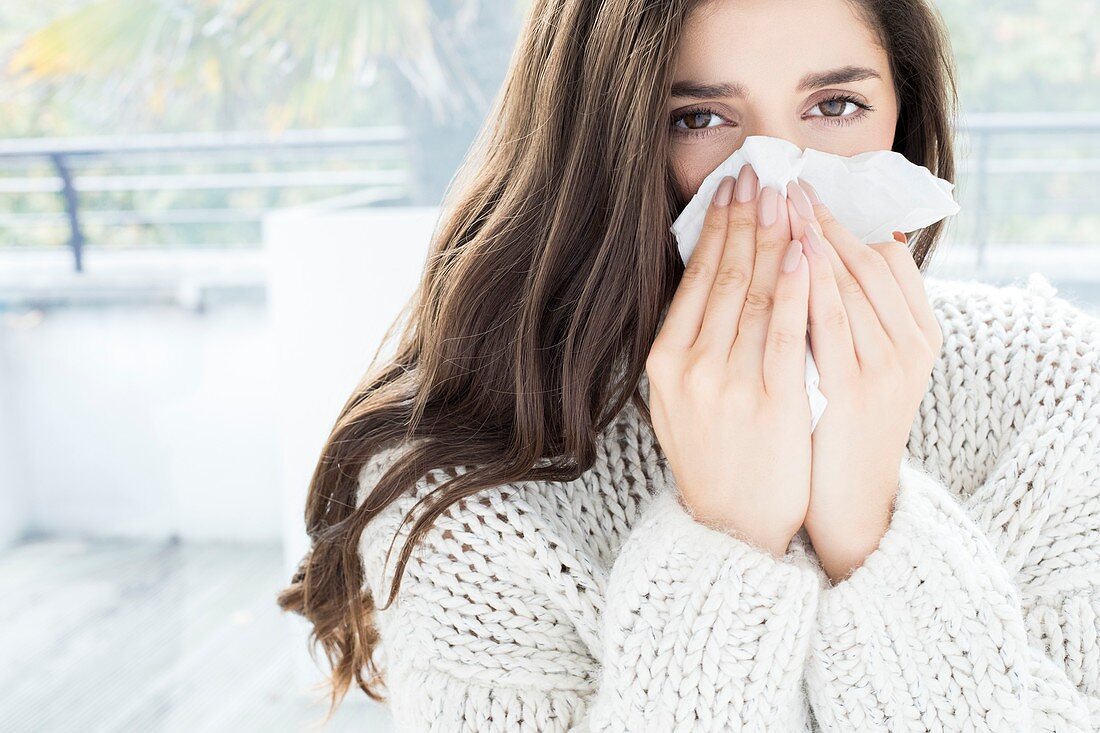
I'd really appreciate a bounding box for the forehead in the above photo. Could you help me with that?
[676,0,889,85]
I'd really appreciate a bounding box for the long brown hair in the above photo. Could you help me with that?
[277,0,959,717]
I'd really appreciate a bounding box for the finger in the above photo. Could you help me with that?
[868,241,944,354]
[728,177,794,379]
[800,214,857,381]
[794,179,918,355]
[654,174,737,352]
[762,239,809,398]
[787,182,891,369]
[697,164,760,354]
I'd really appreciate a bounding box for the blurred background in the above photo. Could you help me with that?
[0,0,1097,730]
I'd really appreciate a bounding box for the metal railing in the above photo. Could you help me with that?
[0,127,411,272]
[0,113,1098,274]
[954,112,1100,268]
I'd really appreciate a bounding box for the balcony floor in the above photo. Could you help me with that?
[0,538,393,732]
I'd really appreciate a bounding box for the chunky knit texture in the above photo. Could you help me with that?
[357,273,1100,732]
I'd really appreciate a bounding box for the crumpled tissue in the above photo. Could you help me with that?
[669,135,960,433]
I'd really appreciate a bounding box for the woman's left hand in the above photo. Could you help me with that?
[786,179,944,584]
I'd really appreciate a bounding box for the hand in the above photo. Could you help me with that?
[647,163,812,557]
[784,178,944,582]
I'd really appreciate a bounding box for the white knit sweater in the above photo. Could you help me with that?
[358,273,1100,732]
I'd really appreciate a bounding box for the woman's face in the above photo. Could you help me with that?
[668,0,900,200]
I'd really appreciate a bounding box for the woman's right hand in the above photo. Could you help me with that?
[646,163,812,557]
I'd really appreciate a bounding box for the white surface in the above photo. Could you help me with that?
[263,205,437,579]
[0,301,281,543]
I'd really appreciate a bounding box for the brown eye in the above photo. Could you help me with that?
[818,98,851,117]
[683,111,717,129]
[670,107,729,136]
[806,94,874,127]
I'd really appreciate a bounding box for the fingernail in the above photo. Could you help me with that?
[782,239,803,273]
[787,180,815,220]
[758,186,778,227]
[713,176,735,207]
[801,179,822,206]
[892,230,907,243]
[803,224,822,254]
[787,195,802,234]
[734,164,759,203]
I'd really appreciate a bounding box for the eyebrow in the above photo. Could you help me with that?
[670,65,882,100]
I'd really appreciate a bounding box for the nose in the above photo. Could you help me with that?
[740,126,805,150]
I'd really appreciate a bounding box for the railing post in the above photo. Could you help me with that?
[49,153,85,273]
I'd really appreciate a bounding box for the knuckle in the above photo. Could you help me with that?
[682,353,722,389]
[742,287,774,315]
[821,307,848,331]
[837,274,865,298]
[712,264,751,292]
[813,205,837,227]
[680,259,712,286]
[881,362,906,391]
[645,347,670,376]
[700,214,726,240]
[646,349,682,386]
[726,211,757,235]
[768,328,797,353]
[754,234,787,254]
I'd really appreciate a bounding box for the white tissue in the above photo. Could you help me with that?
[669,135,960,433]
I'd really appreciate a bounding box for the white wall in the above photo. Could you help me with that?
[0,316,31,546]
[0,294,281,542]
[263,206,438,576]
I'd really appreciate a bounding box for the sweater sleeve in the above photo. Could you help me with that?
[581,486,827,732]
[362,469,829,733]
[805,331,1100,733]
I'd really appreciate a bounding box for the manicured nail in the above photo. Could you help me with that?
[758,186,778,227]
[892,230,907,243]
[787,180,815,220]
[787,196,802,234]
[734,164,759,203]
[803,224,823,254]
[801,179,822,206]
[713,176,735,207]
[782,240,803,273]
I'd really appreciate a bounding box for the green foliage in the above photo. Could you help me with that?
[0,0,486,134]
[935,0,1100,111]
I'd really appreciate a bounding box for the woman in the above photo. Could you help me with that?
[278,0,1100,730]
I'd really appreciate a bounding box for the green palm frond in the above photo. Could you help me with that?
[6,0,483,129]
